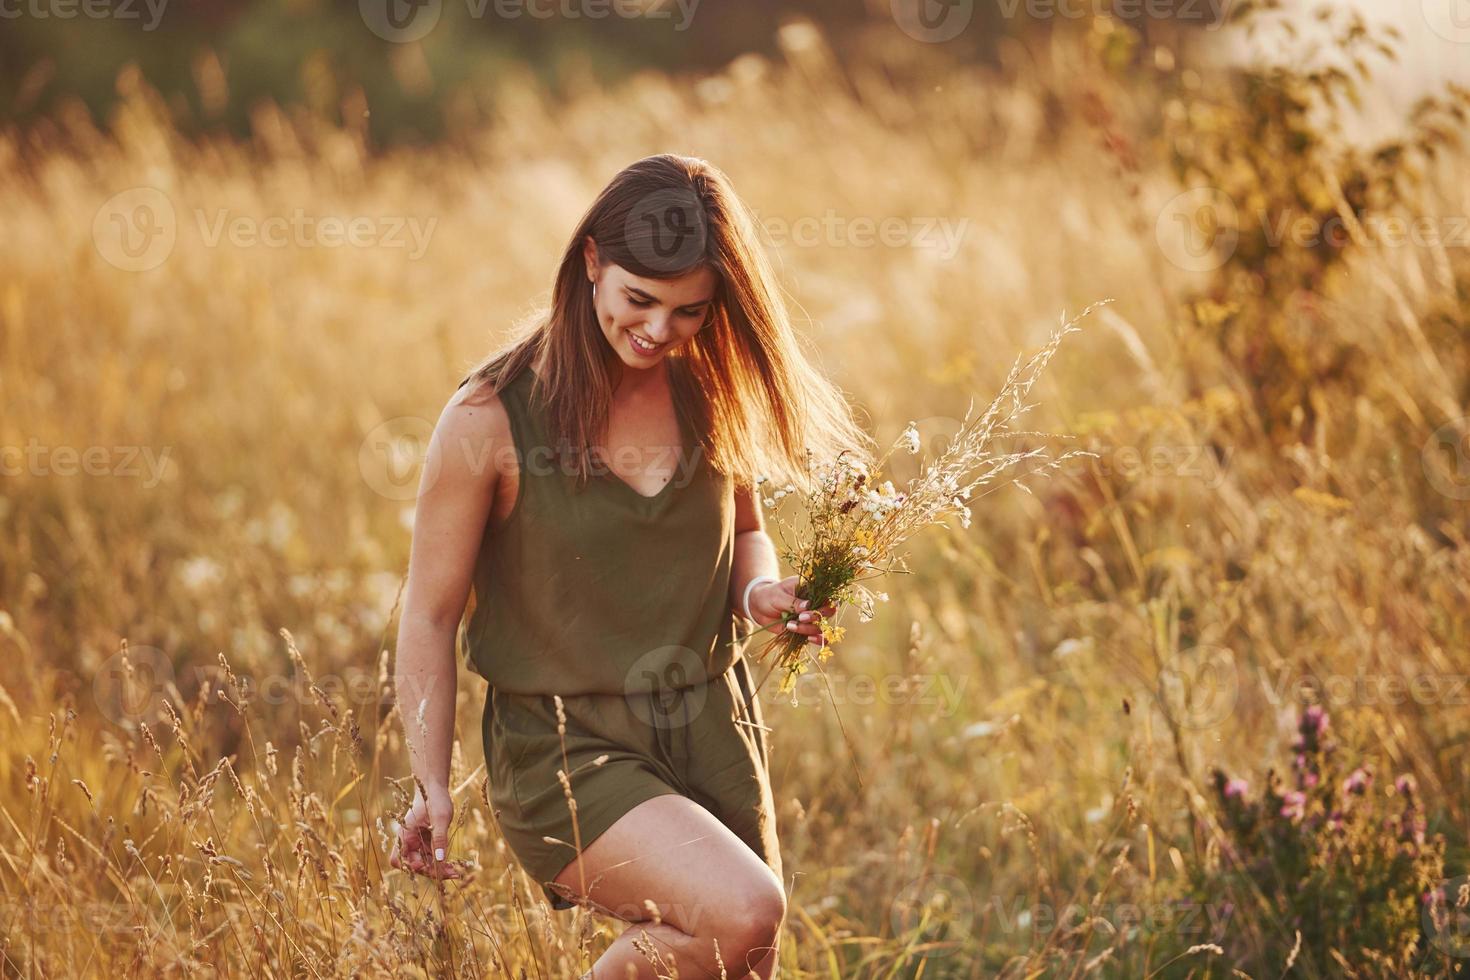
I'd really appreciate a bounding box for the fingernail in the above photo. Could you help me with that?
[801,599,811,610]
[786,622,798,630]
[435,848,445,861]
[798,612,811,622]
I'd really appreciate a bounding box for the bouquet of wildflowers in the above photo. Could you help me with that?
[749,302,1107,695]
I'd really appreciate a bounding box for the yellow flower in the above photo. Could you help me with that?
[819,621,846,646]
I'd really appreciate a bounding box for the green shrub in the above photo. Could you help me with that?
[1190,706,1448,976]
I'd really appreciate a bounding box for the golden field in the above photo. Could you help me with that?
[2,15,1469,978]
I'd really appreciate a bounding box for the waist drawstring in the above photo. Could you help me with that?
[649,683,693,790]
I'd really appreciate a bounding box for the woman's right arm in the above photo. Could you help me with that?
[390,382,510,876]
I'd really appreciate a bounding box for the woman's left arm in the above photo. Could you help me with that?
[731,483,781,617]
[729,484,835,642]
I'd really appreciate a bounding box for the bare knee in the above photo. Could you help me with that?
[714,871,786,968]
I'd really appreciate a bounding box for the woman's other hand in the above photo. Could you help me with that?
[750,574,838,646]
[389,782,463,880]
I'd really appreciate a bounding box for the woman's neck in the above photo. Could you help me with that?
[530,350,669,401]
[606,354,668,402]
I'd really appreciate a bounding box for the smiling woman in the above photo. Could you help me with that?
[452,153,874,493]
[583,243,716,377]
[390,153,874,979]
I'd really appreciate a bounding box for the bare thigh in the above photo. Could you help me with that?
[551,793,784,937]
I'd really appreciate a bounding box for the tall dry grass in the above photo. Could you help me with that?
[1,17,1468,978]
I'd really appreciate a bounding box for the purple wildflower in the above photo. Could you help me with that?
[1281,790,1307,821]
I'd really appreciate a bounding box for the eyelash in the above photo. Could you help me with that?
[627,296,704,317]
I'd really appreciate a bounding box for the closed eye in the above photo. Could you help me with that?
[626,295,708,318]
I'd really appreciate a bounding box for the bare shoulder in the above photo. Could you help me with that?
[445,375,511,430]
[397,378,517,628]
[431,376,516,489]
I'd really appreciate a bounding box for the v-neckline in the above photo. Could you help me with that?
[528,360,694,507]
[594,391,692,505]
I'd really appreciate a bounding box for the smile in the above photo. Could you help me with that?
[628,333,666,355]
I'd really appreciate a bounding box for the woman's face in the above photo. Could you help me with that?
[585,241,717,373]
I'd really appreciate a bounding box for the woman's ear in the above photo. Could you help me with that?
[582,236,599,282]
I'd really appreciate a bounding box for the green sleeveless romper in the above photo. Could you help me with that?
[459,362,780,910]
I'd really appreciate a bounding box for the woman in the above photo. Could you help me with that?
[389,153,874,979]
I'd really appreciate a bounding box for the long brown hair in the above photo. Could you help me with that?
[457,153,876,492]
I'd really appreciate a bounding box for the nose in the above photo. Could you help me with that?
[642,311,674,342]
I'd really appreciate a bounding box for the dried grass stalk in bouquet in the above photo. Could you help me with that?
[747,300,1109,697]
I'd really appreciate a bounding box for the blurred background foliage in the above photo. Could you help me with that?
[1,0,1234,146]
[5,0,1470,975]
